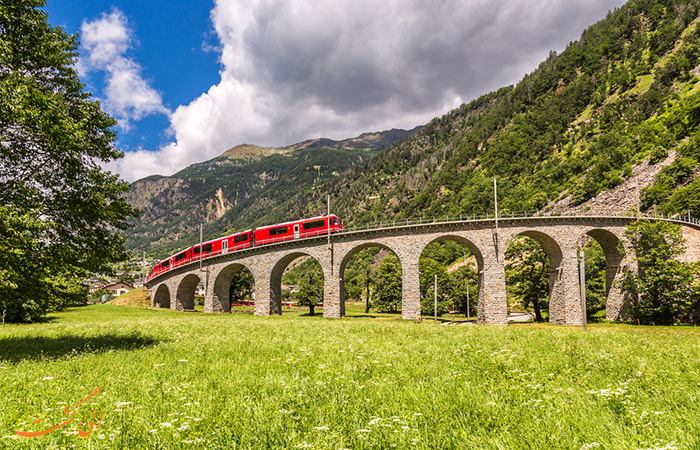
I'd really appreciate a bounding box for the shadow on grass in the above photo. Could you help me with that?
[0,332,162,364]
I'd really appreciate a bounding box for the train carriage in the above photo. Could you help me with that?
[254,215,343,245]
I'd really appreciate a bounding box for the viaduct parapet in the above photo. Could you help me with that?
[145,216,700,325]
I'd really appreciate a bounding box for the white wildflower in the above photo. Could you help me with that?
[579,443,601,450]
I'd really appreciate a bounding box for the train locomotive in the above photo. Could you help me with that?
[146,215,344,282]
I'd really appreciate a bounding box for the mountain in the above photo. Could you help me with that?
[126,0,700,260]
[291,0,700,226]
[124,128,420,257]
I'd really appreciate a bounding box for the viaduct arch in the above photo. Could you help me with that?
[145,216,700,325]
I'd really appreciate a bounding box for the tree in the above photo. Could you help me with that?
[505,236,549,322]
[583,239,607,319]
[620,219,700,325]
[419,257,451,316]
[294,271,323,316]
[0,1,138,321]
[343,248,379,313]
[374,253,402,313]
[448,265,478,317]
[230,269,254,303]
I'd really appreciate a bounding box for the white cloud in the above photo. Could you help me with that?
[105,0,627,182]
[81,10,169,129]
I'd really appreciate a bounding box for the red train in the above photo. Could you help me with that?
[146,215,344,282]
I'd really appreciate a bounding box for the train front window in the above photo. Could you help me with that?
[333,217,340,225]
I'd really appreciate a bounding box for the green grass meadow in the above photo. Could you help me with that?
[1,305,700,449]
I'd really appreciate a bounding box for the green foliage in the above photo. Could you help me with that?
[293,267,324,316]
[447,265,478,317]
[419,241,478,317]
[419,257,451,316]
[374,253,402,313]
[0,1,137,321]
[642,157,697,209]
[284,258,324,315]
[342,248,380,313]
[620,219,700,324]
[583,240,607,318]
[88,288,111,304]
[230,268,254,303]
[505,237,549,322]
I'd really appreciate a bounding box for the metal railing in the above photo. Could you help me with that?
[339,209,700,233]
[146,210,699,283]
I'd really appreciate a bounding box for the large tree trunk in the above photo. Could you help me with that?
[309,304,315,316]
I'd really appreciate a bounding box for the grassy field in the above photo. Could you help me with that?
[1,305,699,449]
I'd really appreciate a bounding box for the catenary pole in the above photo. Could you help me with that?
[434,274,438,324]
[579,250,587,331]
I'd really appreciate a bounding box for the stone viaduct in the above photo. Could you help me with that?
[145,215,700,326]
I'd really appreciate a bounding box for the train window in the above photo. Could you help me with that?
[161,260,169,268]
[202,243,213,253]
[192,246,200,255]
[303,219,325,230]
[333,217,340,225]
[233,234,248,243]
[174,252,188,262]
[269,226,288,236]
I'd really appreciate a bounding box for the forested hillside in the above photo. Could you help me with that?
[289,0,700,225]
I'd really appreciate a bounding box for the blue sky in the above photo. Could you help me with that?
[45,0,627,182]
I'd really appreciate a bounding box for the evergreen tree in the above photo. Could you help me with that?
[0,1,138,321]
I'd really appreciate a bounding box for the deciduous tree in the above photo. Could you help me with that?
[620,219,700,325]
[374,253,402,313]
[0,1,138,321]
[505,236,549,322]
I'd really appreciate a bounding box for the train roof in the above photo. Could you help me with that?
[256,215,339,229]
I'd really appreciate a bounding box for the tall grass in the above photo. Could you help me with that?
[1,305,699,449]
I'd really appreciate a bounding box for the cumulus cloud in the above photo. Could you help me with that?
[81,10,169,129]
[107,0,626,181]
